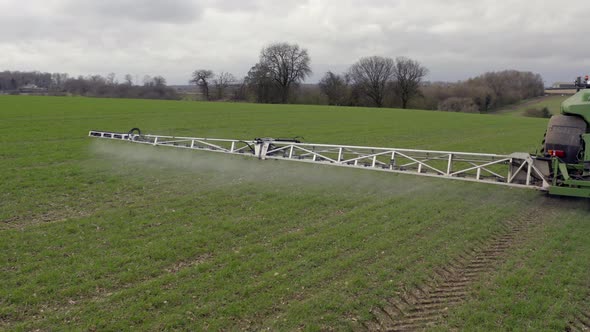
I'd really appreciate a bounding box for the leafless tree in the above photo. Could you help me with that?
[438,97,480,113]
[420,70,543,113]
[232,78,248,101]
[244,63,278,103]
[468,70,543,107]
[152,76,166,87]
[106,72,117,85]
[88,75,105,84]
[142,75,153,86]
[50,73,69,91]
[124,74,133,85]
[213,72,235,100]
[319,71,350,106]
[259,42,312,103]
[348,56,394,107]
[190,69,214,100]
[392,57,428,109]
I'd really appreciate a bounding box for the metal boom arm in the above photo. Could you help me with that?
[89,129,550,191]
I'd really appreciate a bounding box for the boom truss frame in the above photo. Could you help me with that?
[89,130,550,191]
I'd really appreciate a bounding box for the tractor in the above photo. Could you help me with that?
[537,77,590,197]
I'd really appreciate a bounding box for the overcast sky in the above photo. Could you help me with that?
[2,0,589,85]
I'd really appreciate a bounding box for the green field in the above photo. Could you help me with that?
[1,96,589,330]
[495,95,570,116]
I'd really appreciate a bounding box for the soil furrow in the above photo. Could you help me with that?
[363,208,543,331]
[567,298,590,331]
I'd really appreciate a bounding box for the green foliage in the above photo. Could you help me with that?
[0,96,586,330]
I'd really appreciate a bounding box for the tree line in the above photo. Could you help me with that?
[317,56,428,108]
[418,71,545,112]
[190,42,312,104]
[1,41,545,112]
[0,71,180,100]
[190,44,429,109]
[189,42,544,112]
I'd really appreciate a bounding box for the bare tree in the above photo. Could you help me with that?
[190,69,214,100]
[106,72,117,85]
[392,57,428,109]
[468,70,543,108]
[50,73,69,91]
[88,75,105,84]
[213,72,235,100]
[259,42,312,103]
[349,56,394,107]
[319,71,350,106]
[232,78,248,101]
[142,75,153,86]
[152,76,166,87]
[438,97,480,113]
[124,74,133,85]
[244,63,278,103]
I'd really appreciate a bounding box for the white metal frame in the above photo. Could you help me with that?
[89,130,550,190]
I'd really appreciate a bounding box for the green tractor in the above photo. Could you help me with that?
[537,78,590,198]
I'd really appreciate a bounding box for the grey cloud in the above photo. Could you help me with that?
[66,0,202,23]
[204,0,308,13]
[1,0,590,85]
[204,0,260,12]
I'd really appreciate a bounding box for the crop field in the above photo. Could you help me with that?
[496,95,570,116]
[1,96,589,331]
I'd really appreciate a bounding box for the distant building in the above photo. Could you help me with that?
[18,84,48,94]
[551,82,576,89]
